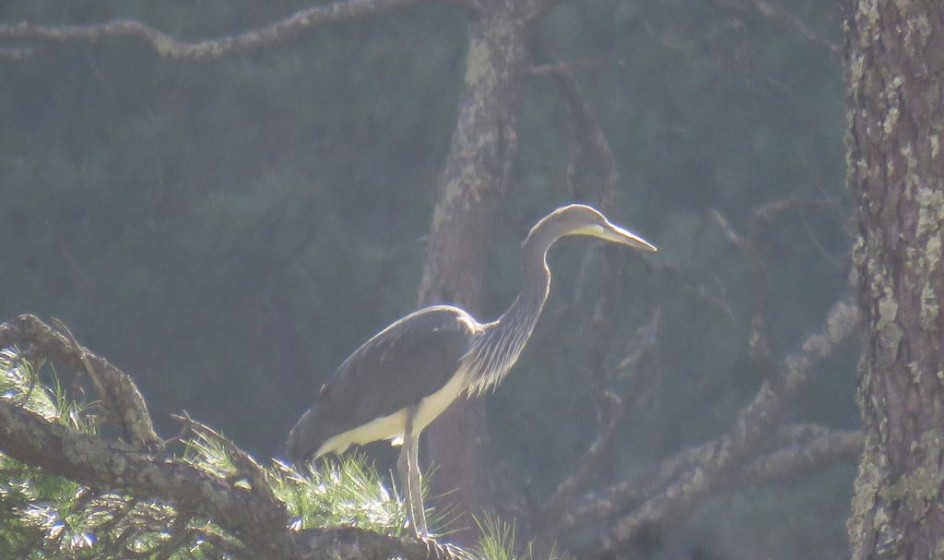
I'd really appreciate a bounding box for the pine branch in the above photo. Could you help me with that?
[0,314,161,451]
[0,397,293,557]
[0,316,468,559]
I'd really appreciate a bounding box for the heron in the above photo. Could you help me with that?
[285,204,656,537]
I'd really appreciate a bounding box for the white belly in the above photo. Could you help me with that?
[315,369,470,457]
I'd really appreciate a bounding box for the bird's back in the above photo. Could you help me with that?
[286,305,478,465]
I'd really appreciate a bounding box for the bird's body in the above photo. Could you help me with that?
[286,204,656,537]
[286,306,480,460]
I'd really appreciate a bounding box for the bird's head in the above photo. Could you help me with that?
[526,204,658,253]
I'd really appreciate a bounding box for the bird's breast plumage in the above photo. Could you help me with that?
[462,313,537,396]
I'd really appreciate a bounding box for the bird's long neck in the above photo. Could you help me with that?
[465,231,555,395]
[498,234,553,333]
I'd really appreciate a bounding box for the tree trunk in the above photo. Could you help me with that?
[416,4,530,544]
[843,1,944,558]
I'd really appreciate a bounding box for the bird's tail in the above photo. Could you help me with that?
[285,407,327,467]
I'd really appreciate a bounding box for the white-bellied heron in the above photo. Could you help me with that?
[286,204,656,536]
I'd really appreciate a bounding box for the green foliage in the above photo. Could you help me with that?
[0,348,93,431]
[179,425,430,541]
[0,349,239,559]
[0,348,500,558]
[272,455,408,535]
[473,514,568,560]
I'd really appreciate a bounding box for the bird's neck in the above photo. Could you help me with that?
[496,239,552,332]
[464,235,553,396]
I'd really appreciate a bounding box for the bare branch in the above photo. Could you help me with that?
[589,299,860,552]
[0,46,43,60]
[538,390,625,533]
[0,0,424,61]
[709,0,839,55]
[746,0,840,55]
[709,207,773,364]
[711,198,840,369]
[708,208,745,249]
[538,309,662,540]
[563,424,860,537]
[732,428,862,488]
[548,51,620,206]
[528,56,614,77]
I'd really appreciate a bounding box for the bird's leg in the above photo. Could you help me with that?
[398,407,428,538]
[396,436,415,531]
[408,420,428,538]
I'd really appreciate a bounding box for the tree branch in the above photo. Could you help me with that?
[0,46,42,60]
[538,390,625,533]
[293,527,466,560]
[709,0,840,56]
[0,0,424,61]
[563,423,861,537]
[745,0,840,55]
[0,316,465,559]
[568,299,860,553]
[0,397,293,557]
[171,412,279,508]
[732,427,862,488]
[0,314,161,451]
[710,199,837,367]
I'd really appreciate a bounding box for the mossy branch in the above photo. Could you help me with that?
[0,314,161,451]
[0,316,466,559]
[0,367,294,557]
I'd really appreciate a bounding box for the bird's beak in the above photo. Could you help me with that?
[594,221,658,252]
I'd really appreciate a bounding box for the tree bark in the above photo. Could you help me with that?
[416,2,533,544]
[843,1,944,558]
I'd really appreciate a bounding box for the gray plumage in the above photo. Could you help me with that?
[286,306,475,462]
[285,204,656,536]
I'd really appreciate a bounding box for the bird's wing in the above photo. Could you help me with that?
[286,306,476,464]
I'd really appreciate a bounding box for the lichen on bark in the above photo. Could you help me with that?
[843,0,944,557]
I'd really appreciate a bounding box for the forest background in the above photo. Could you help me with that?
[1,1,856,558]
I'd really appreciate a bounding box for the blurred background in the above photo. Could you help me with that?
[1,1,855,558]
